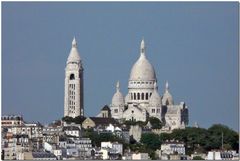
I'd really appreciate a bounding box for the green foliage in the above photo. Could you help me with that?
[83,129,126,148]
[62,116,74,123]
[62,116,86,125]
[123,120,147,129]
[192,156,204,160]
[140,133,161,151]
[159,124,239,155]
[148,117,163,129]
[207,124,239,151]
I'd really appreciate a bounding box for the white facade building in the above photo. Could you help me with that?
[160,140,185,155]
[64,37,84,118]
[109,39,189,130]
[132,153,150,160]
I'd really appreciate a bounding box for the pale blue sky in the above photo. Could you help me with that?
[2,2,239,130]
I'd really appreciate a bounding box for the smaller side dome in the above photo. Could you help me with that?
[67,37,81,63]
[162,81,174,105]
[112,81,125,106]
[149,82,162,106]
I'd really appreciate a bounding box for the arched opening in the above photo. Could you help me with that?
[137,93,140,100]
[141,93,144,100]
[70,74,75,80]
[134,93,136,100]
[166,99,169,105]
[146,93,149,100]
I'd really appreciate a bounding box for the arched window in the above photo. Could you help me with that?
[146,93,149,100]
[141,93,144,100]
[134,93,136,100]
[70,74,75,80]
[131,93,133,100]
[137,93,140,100]
[150,93,152,97]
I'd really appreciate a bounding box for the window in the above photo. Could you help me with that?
[114,109,118,113]
[70,74,75,80]
[141,93,144,100]
[152,109,155,113]
[146,93,148,100]
[137,93,140,100]
[157,109,160,113]
[134,93,136,100]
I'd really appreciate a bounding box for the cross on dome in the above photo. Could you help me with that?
[166,81,169,91]
[116,81,120,92]
[140,38,146,57]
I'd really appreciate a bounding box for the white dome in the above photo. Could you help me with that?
[149,82,162,106]
[162,81,174,105]
[67,37,81,63]
[112,81,125,106]
[129,39,156,81]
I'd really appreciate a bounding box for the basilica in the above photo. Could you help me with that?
[63,37,189,131]
[109,39,189,130]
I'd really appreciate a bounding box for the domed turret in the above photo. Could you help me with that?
[162,81,174,105]
[67,37,81,63]
[149,82,162,106]
[112,81,125,106]
[129,39,156,81]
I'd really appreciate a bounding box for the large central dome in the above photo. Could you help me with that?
[129,39,156,81]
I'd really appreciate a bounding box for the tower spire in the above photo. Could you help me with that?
[140,38,145,57]
[72,36,77,48]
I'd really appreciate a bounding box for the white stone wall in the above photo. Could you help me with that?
[64,62,84,118]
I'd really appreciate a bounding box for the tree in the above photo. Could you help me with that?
[140,133,161,150]
[62,116,74,123]
[62,116,86,125]
[148,117,163,129]
[207,124,239,151]
[73,115,86,124]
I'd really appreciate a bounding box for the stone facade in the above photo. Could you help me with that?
[64,38,84,118]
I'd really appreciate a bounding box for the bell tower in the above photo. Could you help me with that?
[64,37,84,118]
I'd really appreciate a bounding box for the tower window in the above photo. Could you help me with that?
[134,93,136,100]
[146,93,149,100]
[137,93,140,100]
[70,74,75,80]
[141,93,144,100]
[152,109,155,113]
